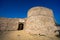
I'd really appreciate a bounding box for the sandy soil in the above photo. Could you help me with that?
[0,30,60,40]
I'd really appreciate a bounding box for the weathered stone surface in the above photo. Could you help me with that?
[25,6,57,37]
[25,16,57,37]
[0,18,25,30]
[28,6,53,17]
[57,26,60,30]
[6,18,19,30]
[0,18,8,30]
[0,6,58,37]
[0,6,60,40]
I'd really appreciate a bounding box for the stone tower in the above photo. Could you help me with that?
[0,6,58,37]
[24,6,57,37]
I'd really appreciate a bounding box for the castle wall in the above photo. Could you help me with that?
[0,18,25,31]
[0,6,58,37]
[25,6,57,37]
[0,18,8,30]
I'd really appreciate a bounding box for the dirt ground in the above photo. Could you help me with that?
[0,30,60,40]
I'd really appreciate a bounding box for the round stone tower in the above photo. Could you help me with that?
[25,6,57,37]
[27,6,53,17]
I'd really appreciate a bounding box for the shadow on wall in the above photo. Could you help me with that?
[55,23,60,38]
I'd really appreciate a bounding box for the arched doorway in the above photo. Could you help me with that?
[17,22,24,30]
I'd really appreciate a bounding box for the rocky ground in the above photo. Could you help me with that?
[0,30,60,40]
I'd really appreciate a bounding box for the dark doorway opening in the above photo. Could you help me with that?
[17,23,24,30]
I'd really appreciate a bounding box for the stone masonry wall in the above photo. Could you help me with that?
[0,18,25,31]
[28,6,53,17]
[25,6,57,37]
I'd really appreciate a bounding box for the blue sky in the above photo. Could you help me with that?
[0,0,60,25]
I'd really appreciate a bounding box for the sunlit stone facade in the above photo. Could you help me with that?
[0,6,58,37]
[25,6,57,37]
